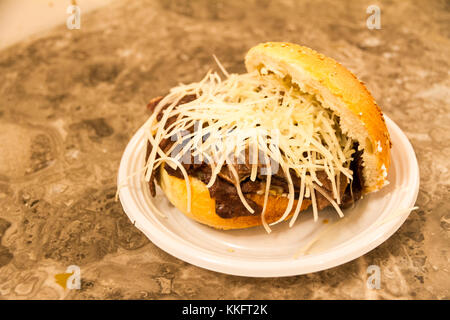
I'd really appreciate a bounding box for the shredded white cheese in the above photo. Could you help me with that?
[377,140,383,152]
[142,62,357,230]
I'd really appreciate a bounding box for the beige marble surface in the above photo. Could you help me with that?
[0,0,113,50]
[0,0,449,299]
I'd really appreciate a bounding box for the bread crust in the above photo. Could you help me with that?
[245,42,391,192]
[159,167,311,230]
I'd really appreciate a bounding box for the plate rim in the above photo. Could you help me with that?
[118,114,420,277]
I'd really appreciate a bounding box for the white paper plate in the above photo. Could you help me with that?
[117,115,419,277]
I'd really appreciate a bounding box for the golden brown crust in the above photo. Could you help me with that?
[245,42,391,192]
[159,167,311,230]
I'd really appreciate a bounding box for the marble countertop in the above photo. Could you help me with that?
[0,0,448,299]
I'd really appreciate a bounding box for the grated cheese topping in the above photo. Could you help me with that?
[142,62,358,232]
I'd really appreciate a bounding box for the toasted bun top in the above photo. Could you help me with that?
[245,42,391,192]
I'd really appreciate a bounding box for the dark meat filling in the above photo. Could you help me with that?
[145,96,364,219]
[165,163,262,218]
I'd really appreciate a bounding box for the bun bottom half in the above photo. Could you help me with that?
[159,167,311,230]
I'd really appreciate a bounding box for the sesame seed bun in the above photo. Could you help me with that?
[245,42,391,192]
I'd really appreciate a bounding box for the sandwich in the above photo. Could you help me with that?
[142,42,391,232]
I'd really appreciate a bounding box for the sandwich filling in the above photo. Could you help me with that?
[143,68,364,232]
